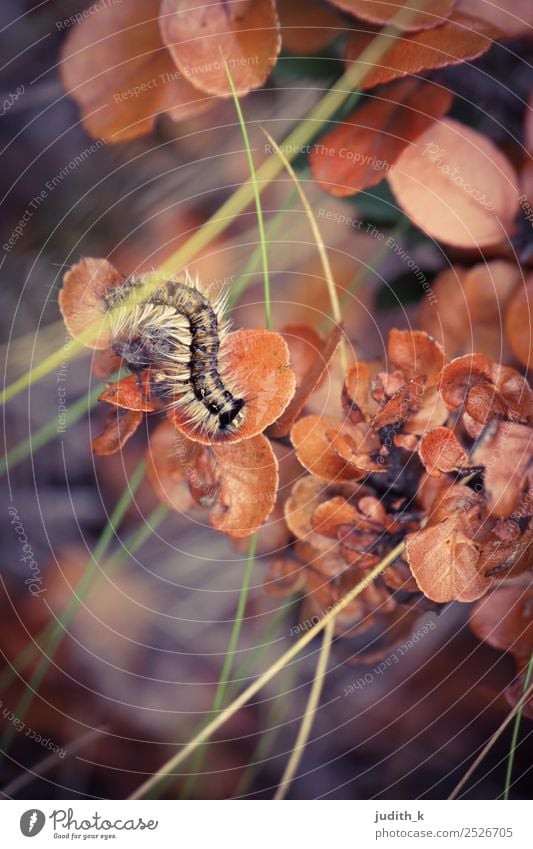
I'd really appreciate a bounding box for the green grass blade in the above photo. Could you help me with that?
[226,190,296,314]
[503,652,533,799]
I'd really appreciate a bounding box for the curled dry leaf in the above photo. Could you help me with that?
[61,0,211,141]
[471,421,532,518]
[330,0,456,31]
[311,496,361,539]
[406,517,490,603]
[98,375,158,412]
[277,0,344,54]
[267,324,341,439]
[327,423,385,473]
[372,377,426,430]
[310,79,452,197]
[92,408,143,456]
[210,434,279,537]
[388,118,519,248]
[159,0,281,96]
[284,474,364,545]
[388,329,444,386]
[418,261,522,361]
[418,426,470,477]
[481,519,532,579]
[440,354,533,425]
[147,421,278,537]
[291,415,367,482]
[345,12,498,91]
[342,361,373,423]
[170,328,296,444]
[59,258,124,350]
[505,274,533,369]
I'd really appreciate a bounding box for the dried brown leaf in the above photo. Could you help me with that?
[160,0,280,96]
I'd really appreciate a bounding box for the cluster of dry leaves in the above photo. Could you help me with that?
[60,253,532,717]
[60,0,532,143]
[56,0,532,721]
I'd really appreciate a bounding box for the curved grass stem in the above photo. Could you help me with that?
[261,129,346,370]
[274,617,335,800]
[503,652,533,800]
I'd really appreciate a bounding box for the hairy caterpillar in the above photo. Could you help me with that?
[104,273,245,437]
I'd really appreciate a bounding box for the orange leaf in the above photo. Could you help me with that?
[159,0,281,96]
[310,79,452,196]
[61,0,211,141]
[278,0,344,54]
[59,258,123,350]
[440,354,533,425]
[418,261,522,361]
[310,496,361,538]
[92,408,143,456]
[471,421,532,518]
[331,0,456,30]
[372,377,426,430]
[342,361,373,423]
[406,519,490,603]
[170,328,296,444]
[457,0,533,38]
[418,426,470,476]
[284,475,365,544]
[326,423,386,472]
[147,422,278,536]
[470,584,533,669]
[99,375,157,412]
[345,12,498,91]
[268,324,341,438]
[210,434,278,537]
[505,274,533,369]
[388,328,445,385]
[388,118,519,248]
[146,421,197,512]
[291,415,366,482]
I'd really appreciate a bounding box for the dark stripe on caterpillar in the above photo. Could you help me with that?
[104,277,245,433]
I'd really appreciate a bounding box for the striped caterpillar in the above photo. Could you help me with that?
[104,273,245,437]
